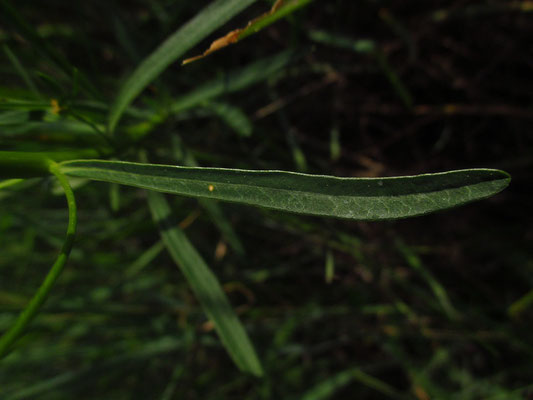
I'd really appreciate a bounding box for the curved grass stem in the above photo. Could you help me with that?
[0,162,77,359]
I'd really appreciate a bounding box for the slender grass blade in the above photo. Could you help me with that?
[147,191,263,376]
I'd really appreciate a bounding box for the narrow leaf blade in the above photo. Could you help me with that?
[170,50,294,114]
[147,191,263,376]
[60,160,510,221]
[108,0,258,133]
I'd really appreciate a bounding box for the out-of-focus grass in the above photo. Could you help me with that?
[1,0,532,399]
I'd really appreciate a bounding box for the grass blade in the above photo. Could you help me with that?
[172,136,245,256]
[0,0,99,99]
[309,30,413,108]
[206,101,253,137]
[169,50,294,113]
[60,160,511,221]
[396,240,460,320]
[2,44,39,95]
[300,369,356,400]
[3,337,185,400]
[301,368,407,400]
[108,0,258,134]
[147,191,263,376]
[197,197,246,256]
[508,288,533,319]
[123,50,293,140]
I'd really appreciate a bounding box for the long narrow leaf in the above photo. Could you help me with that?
[147,191,263,376]
[60,160,510,220]
[108,0,258,133]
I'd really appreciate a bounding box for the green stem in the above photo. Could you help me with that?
[0,161,77,359]
[0,150,100,179]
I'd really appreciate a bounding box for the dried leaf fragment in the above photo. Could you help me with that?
[182,0,287,65]
[182,29,242,65]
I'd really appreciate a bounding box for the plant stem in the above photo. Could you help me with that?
[0,150,100,179]
[0,161,77,360]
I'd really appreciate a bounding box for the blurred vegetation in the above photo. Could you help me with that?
[1,0,532,399]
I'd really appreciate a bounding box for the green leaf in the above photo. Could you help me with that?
[207,101,253,137]
[396,239,460,321]
[308,30,413,108]
[108,0,258,134]
[170,50,294,114]
[60,160,510,220]
[2,44,40,95]
[123,50,294,140]
[171,135,245,256]
[147,191,263,376]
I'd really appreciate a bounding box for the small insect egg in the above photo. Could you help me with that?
[208,185,214,192]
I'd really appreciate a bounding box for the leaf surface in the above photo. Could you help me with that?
[60,160,510,220]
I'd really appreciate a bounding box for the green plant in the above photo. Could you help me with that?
[0,0,512,384]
